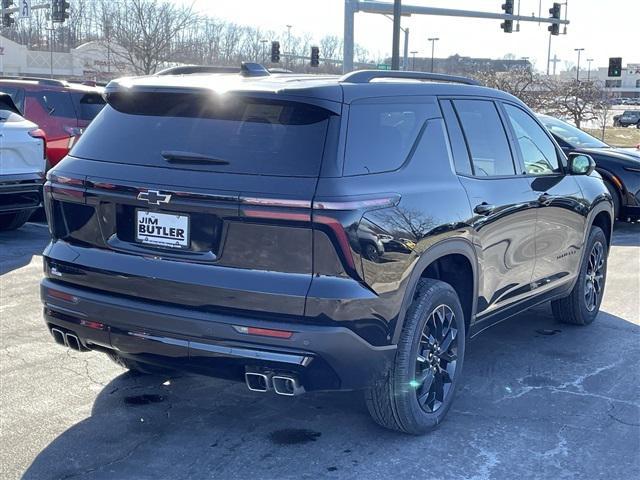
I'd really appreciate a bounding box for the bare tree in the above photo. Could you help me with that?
[548,79,606,129]
[108,0,197,74]
[475,67,553,111]
[1,0,375,76]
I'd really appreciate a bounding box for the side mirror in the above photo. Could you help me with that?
[568,153,596,176]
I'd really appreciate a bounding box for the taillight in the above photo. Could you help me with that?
[29,128,47,159]
[239,194,399,275]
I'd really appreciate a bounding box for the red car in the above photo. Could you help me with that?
[0,77,105,168]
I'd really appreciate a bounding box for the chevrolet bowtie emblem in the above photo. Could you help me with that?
[137,190,172,205]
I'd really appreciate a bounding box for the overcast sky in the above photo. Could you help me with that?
[180,0,638,72]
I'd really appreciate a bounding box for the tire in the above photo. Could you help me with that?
[603,180,621,221]
[0,210,33,231]
[362,242,381,262]
[106,352,174,376]
[551,226,608,326]
[365,278,466,434]
[636,121,639,129]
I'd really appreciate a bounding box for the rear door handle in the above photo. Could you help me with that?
[474,203,496,216]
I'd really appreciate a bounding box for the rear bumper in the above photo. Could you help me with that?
[0,173,43,213]
[40,278,395,391]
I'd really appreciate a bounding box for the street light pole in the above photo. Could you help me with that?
[574,47,584,81]
[428,37,439,73]
[391,0,402,69]
[586,58,594,81]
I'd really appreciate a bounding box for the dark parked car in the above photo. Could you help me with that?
[539,114,640,221]
[613,110,640,128]
[0,77,105,168]
[41,68,613,434]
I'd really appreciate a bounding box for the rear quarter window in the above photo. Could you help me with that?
[344,101,435,176]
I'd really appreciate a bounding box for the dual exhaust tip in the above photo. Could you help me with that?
[50,327,85,351]
[245,369,305,396]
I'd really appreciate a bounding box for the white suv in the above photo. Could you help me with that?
[0,93,46,231]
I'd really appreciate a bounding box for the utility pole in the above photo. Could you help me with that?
[546,32,552,75]
[428,37,439,73]
[286,24,292,69]
[586,58,593,81]
[260,39,268,64]
[410,50,417,70]
[574,47,584,81]
[391,0,401,70]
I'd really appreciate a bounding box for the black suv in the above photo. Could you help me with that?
[41,68,613,434]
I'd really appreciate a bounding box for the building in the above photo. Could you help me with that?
[393,54,532,75]
[558,62,640,99]
[0,35,135,81]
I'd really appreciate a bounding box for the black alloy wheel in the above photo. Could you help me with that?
[584,240,605,312]
[413,304,459,413]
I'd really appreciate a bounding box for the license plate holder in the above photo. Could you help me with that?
[135,209,190,250]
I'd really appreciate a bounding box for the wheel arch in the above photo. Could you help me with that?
[391,238,478,344]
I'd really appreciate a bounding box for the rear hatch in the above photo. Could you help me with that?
[45,85,341,318]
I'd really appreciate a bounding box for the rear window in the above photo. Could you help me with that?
[71,92,106,121]
[72,93,333,177]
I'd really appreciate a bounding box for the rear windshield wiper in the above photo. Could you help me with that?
[161,150,230,165]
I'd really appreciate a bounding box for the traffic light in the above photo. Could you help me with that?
[52,0,70,23]
[270,41,281,63]
[2,0,15,28]
[608,57,622,77]
[548,2,561,36]
[501,0,514,33]
[310,46,320,67]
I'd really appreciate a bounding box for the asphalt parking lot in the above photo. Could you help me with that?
[1,222,638,480]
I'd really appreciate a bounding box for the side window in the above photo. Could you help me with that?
[344,101,434,175]
[71,92,106,122]
[503,104,561,175]
[25,90,76,119]
[440,100,472,175]
[452,99,515,176]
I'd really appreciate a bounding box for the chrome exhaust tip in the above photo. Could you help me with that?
[50,328,66,346]
[65,333,82,351]
[272,375,305,396]
[245,372,271,392]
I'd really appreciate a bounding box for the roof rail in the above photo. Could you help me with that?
[339,70,480,86]
[0,76,68,87]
